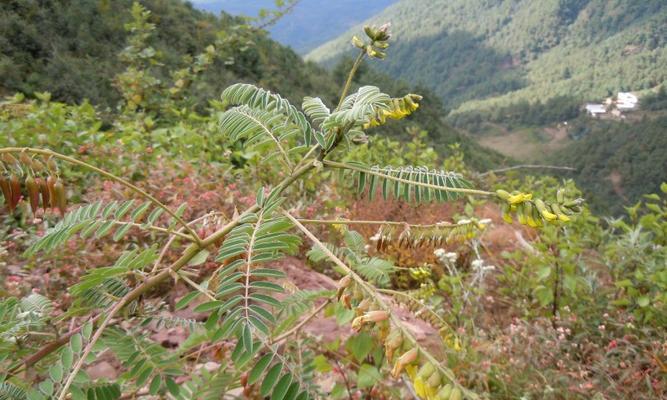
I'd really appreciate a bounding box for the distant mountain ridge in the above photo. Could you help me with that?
[191,0,397,53]
[307,0,667,113]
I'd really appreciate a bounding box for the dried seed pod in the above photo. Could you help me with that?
[46,157,58,173]
[53,178,66,216]
[25,175,40,214]
[391,347,418,378]
[384,326,403,362]
[38,177,50,211]
[341,293,352,309]
[355,298,373,315]
[31,159,46,173]
[10,175,22,210]
[1,153,18,166]
[19,153,33,168]
[351,310,389,330]
[336,274,352,300]
[46,176,56,211]
[0,175,13,212]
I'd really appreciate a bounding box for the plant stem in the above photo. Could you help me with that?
[479,164,576,177]
[297,218,460,228]
[272,297,333,344]
[0,147,202,244]
[336,50,366,111]
[55,160,317,398]
[283,211,480,400]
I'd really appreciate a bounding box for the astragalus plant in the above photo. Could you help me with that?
[0,24,582,400]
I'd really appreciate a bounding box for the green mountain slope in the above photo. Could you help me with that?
[551,113,667,215]
[0,0,338,109]
[0,0,504,171]
[307,0,667,113]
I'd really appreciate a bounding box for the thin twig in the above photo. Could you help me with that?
[272,297,333,343]
[297,218,463,229]
[479,164,576,177]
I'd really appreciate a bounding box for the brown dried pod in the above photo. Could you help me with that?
[31,159,46,173]
[0,175,13,212]
[10,175,22,210]
[25,175,40,215]
[1,153,18,166]
[46,157,58,173]
[53,178,67,216]
[19,152,33,168]
[46,176,56,211]
[391,348,418,378]
[38,177,50,211]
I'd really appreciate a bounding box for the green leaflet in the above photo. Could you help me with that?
[344,163,471,204]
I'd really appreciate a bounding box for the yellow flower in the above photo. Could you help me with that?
[507,192,532,205]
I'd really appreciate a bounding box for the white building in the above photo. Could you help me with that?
[585,103,606,116]
[617,92,638,110]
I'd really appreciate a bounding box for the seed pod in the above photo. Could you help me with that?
[1,153,18,166]
[495,189,511,200]
[31,159,46,173]
[337,274,352,300]
[0,175,13,212]
[53,178,66,216]
[355,298,373,315]
[341,293,352,309]
[557,188,565,203]
[426,370,442,388]
[449,387,462,400]
[550,203,571,222]
[436,384,452,400]
[46,176,56,211]
[352,310,390,330]
[391,348,418,378]
[19,152,33,169]
[384,327,403,362]
[417,362,436,380]
[25,175,40,214]
[46,157,58,173]
[10,175,22,210]
[38,177,50,211]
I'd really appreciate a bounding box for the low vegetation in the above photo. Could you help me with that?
[0,3,665,400]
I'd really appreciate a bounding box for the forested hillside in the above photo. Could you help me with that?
[0,0,336,109]
[552,113,667,214]
[308,0,667,113]
[0,0,503,170]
